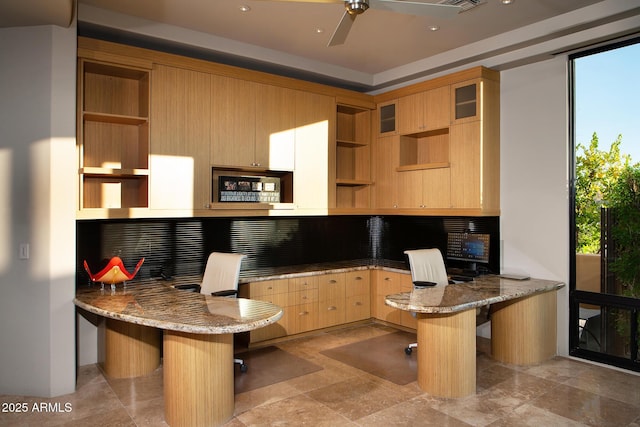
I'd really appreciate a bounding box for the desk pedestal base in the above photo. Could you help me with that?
[163,331,234,427]
[102,318,161,378]
[491,290,557,365]
[416,308,476,398]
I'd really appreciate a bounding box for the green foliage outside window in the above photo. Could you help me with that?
[608,166,640,297]
[575,133,633,253]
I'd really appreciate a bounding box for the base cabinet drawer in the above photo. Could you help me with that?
[244,270,372,343]
[372,270,411,327]
[318,299,346,328]
[346,294,370,323]
[287,302,318,335]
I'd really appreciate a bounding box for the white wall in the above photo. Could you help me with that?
[500,57,571,356]
[0,24,77,397]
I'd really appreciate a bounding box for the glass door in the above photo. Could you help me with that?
[570,38,640,370]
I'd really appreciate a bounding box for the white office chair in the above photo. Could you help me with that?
[403,248,449,355]
[200,252,248,372]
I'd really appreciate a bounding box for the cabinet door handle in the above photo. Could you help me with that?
[385,277,392,281]
[355,276,362,280]
[267,286,273,290]
[329,279,337,284]
[327,306,337,311]
[299,311,309,316]
[354,302,362,306]
[302,295,307,300]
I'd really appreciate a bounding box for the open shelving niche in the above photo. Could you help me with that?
[397,127,450,172]
[335,104,373,209]
[78,60,151,210]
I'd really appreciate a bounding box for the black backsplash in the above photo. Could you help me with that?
[76,215,499,285]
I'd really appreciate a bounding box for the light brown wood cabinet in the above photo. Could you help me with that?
[240,270,371,344]
[210,77,296,171]
[294,91,336,210]
[240,279,289,343]
[318,273,346,328]
[371,269,415,329]
[449,78,500,211]
[77,56,151,214]
[345,271,371,323]
[77,38,499,218]
[371,270,403,325]
[150,64,211,210]
[373,136,400,209]
[255,84,296,171]
[397,86,450,134]
[373,68,500,215]
[335,104,373,210]
[377,100,397,136]
[397,168,451,209]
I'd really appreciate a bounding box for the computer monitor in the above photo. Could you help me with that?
[446,232,490,272]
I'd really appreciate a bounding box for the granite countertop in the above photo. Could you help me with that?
[385,275,565,314]
[74,280,283,334]
[237,259,409,283]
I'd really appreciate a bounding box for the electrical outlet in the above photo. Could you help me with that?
[19,243,29,260]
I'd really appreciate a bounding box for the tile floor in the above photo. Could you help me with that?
[3,322,640,426]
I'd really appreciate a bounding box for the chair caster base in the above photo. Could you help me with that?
[405,347,413,355]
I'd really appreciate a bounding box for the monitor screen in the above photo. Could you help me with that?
[446,232,490,264]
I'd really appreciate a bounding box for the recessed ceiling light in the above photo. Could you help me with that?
[428,25,440,32]
[315,28,325,34]
[501,0,513,4]
[239,5,251,12]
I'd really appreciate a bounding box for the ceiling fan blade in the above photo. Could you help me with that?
[369,0,461,18]
[327,10,357,47]
[258,0,342,3]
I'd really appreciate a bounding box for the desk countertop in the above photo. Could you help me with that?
[74,280,283,334]
[385,275,564,314]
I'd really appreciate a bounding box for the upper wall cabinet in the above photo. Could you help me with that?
[373,135,400,209]
[397,86,450,134]
[210,76,295,171]
[255,84,297,171]
[373,67,500,215]
[377,100,397,136]
[150,64,211,211]
[77,57,152,216]
[294,91,335,211]
[335,104,373,210]
[210,76,256,168]
[451,80,480,124]
[450,78,500,211]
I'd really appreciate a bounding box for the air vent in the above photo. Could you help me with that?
[438,0,486,12]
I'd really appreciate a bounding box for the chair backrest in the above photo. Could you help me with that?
[200,252,247,296]
[403,249,449,286]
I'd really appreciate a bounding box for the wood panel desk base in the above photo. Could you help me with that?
[491,290,557,365]
[102,318,161,378]
[163,331,234,427]
[416,308,476,398]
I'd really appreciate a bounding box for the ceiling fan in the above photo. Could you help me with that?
[264,0,462,46]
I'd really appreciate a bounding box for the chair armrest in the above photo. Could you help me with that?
[211,289,238,297]
[413,281,437,288]
[174,284,201,292]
